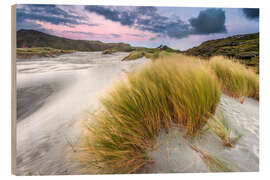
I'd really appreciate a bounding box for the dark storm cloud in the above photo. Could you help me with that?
[242,8,259,20]
[17,5,229,40]
[84,5,137,26]
[84,5,191,39]
[25,4,80,20]
[84,6,227,39]
[189,9,227,34]
[17,4,97,29]
[17,11,81,26]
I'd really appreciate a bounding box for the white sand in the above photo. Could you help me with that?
[16,52,150,175]
[142,95,259,173]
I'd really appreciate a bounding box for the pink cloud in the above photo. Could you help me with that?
[34,12,157,43]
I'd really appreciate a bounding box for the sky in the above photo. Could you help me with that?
[16,4,259,50]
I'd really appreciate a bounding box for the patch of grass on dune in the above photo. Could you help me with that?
[79,57,221,174]
[122,50,156,61]
[17,47,76,58]
[102,49,117,54]
[78,54,259,173]
[209,56,259,101]
[185,140,238,172]
[207,112,243,147]
[122,51,146,61]
[17,47,75,54]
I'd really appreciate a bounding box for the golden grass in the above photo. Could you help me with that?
[122,51,146,61]
[122,50,160,61]
[102,49,117,54]
[79,57,221,174]
[78,54,258,173]
[209,56,259,101]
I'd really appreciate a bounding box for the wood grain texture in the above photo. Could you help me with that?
[11,4,17,175]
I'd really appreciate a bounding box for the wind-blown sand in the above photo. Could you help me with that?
[16,52,150,175]
[141,95,259,173]
[16,52,259,175]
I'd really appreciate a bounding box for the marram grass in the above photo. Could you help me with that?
[122,51,146,61]
[207,112,243,147]
[185,140,238,172]
[209,56,259,101]
[79,57,221,174]
[78,54,258,174]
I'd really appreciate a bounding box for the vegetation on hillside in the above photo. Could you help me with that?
[121,51,154,61]
[122,45,181,61]
[17,30,259,74]
[185,33,259,73]
[16,47,76,59]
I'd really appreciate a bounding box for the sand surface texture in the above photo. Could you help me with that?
[142,95,259,173]
[16,52,150,175]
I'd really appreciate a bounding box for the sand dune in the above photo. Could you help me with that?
[142,95,259,173]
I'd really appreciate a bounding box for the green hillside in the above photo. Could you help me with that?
[185,33,259,72]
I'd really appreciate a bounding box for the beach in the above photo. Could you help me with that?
[15,52,259,175]
[16,52,150,175]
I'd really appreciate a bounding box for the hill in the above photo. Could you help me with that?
[185,33,259,72]
[122,45,182,61]
[17,29,134,52]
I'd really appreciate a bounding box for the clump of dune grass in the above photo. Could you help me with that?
[102,49,117,54]
[122,51,146,61]
[207,112,243,147]
[79,57,221,174]
[185,140,238,172]
[17,47,75,54]
[209,56,259,101]
[16,47,76,59]
[122,50,156,61]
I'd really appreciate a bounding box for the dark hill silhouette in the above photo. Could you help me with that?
[17,29,134,52]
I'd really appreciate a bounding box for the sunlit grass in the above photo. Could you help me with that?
[209,56,259,101]
[102,49,117,54]
[79,57,221,173]
[78,53,258,173]
[122,51,146,61]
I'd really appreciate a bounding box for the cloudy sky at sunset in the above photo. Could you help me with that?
[16,4,259,50]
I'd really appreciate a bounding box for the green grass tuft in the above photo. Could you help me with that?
[186,141,238,172]
[102,49,117,54]
[122,51,148,61]
[17,47,76,58]
[207,112,243,147]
